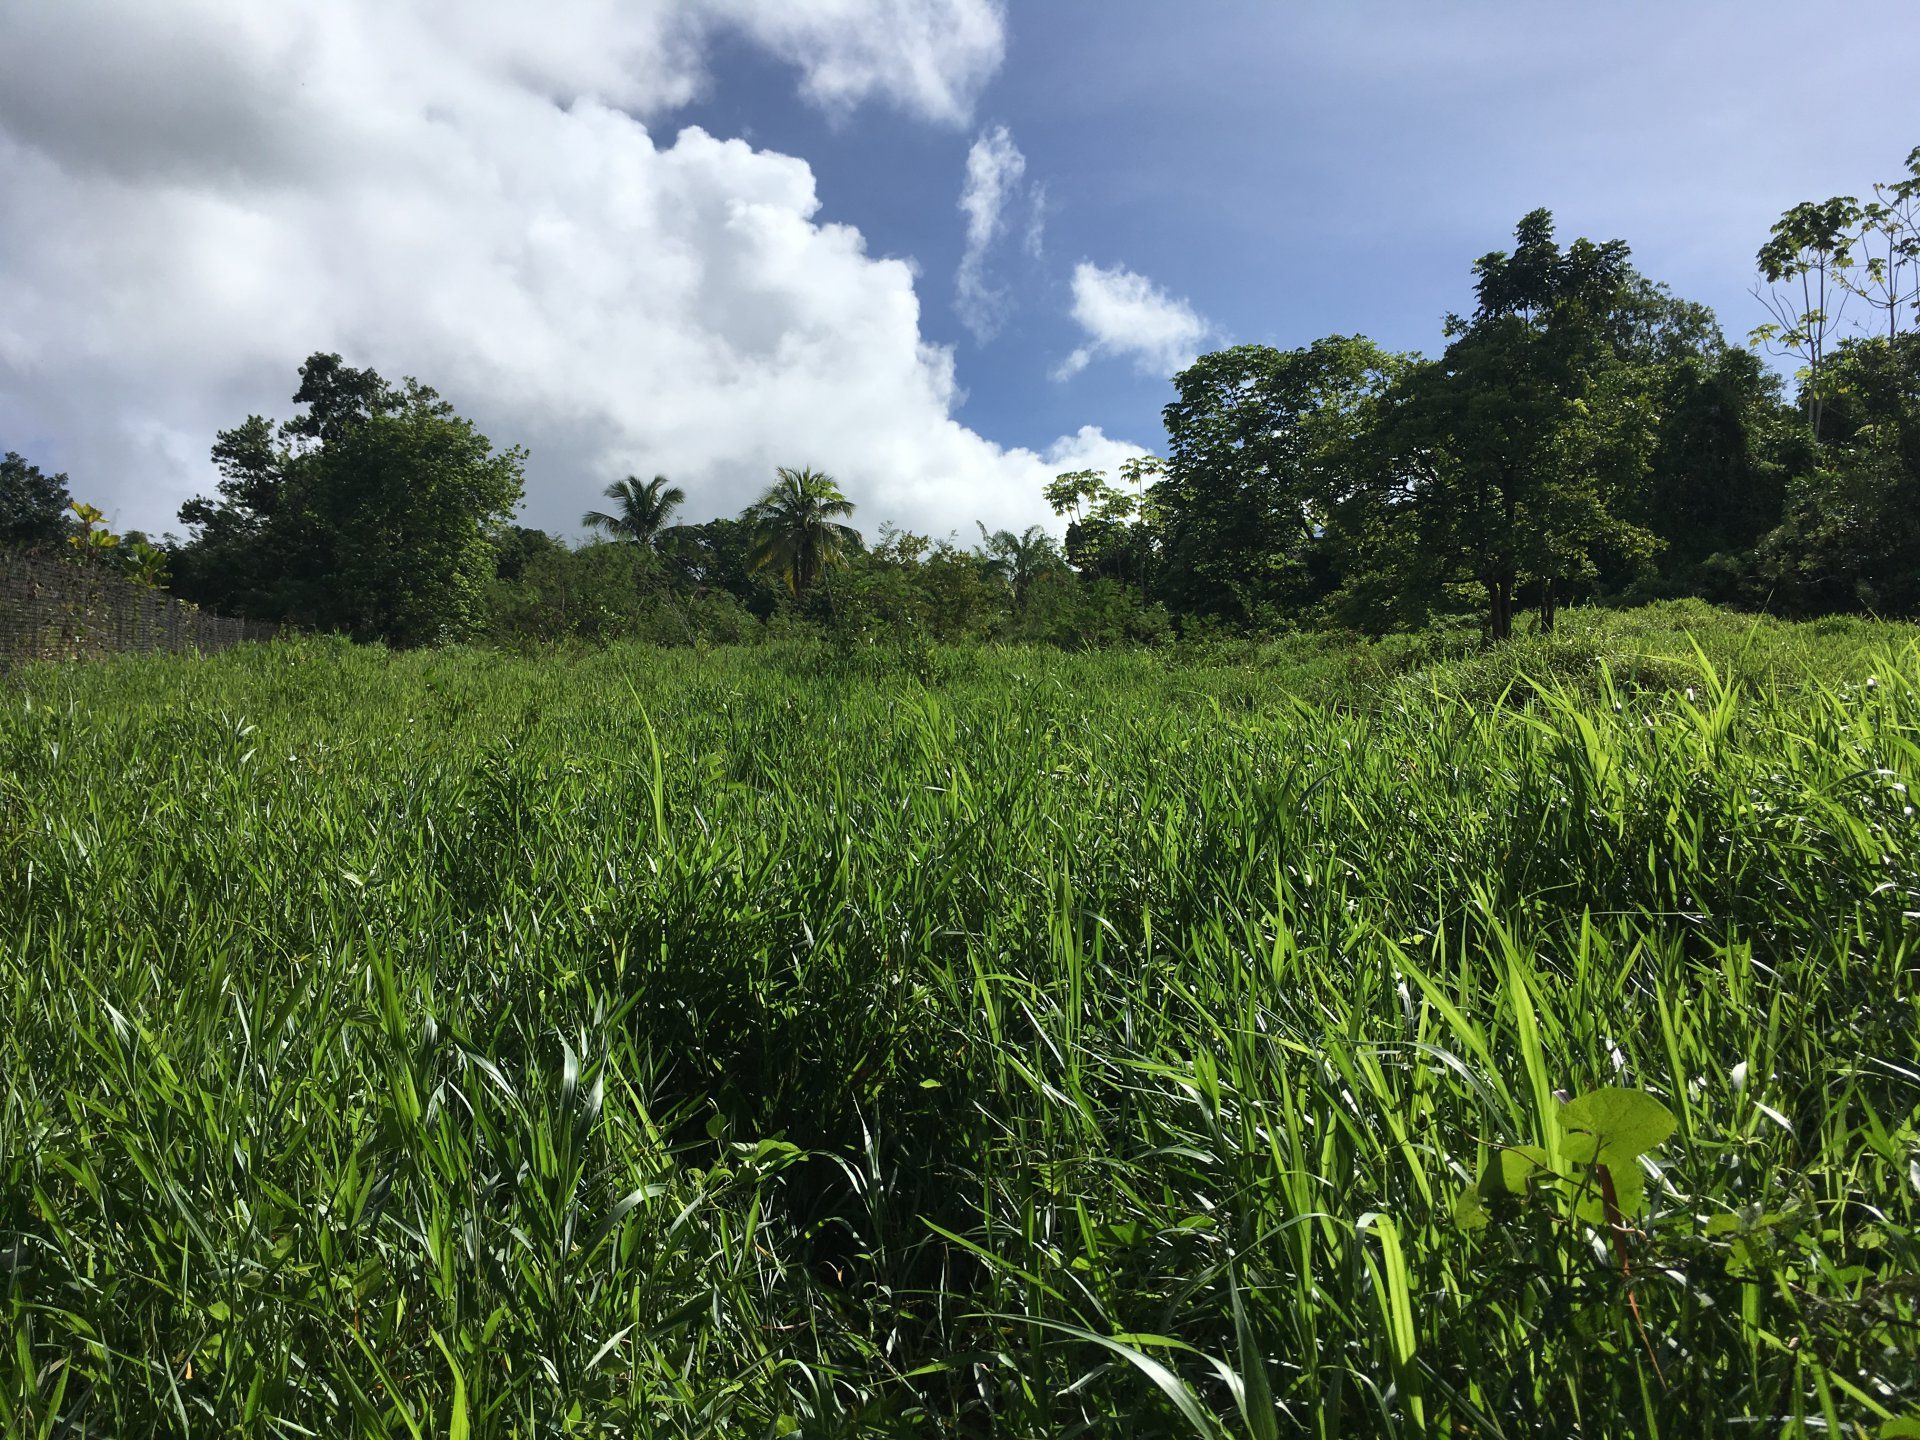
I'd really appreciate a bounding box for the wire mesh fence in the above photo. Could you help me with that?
[0,548,278,665]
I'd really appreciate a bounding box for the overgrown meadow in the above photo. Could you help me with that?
[3,603,1918,1437]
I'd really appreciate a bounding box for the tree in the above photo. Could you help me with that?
[1752,196,1859,442]
[1042,469,1106,524]
[744,467,861,597]
[303,404,526,643]
[975,523,1063,605]
[492,525,567,582]
[1755,332,1920,616]
[55,500,172,588]
[1636,347,1796,594]
[656,516,783,617]
[812,526,1010,644]
[66,501,121,561]
[582,475,686,548]
[1376,211,1658,638]
[174,352,525,644]
[1840,146,1920,341]
[1044,456,1165,591]
[1159,338,1403,625]
[0,451,73,550]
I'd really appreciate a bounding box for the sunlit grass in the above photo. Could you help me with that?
[2,603,1917,1436]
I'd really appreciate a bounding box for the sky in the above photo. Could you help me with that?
[3,1,1919,543]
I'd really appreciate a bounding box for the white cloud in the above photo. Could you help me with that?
[0,0,1132,543]
[1023,182,1050,260]
[706,0,1006,127]
[1042,424,1151,476]
[1056,261,1212,380]
[954,124,1036,341]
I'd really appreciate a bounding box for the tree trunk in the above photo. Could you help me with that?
[1540,577,1557,634]
[1487,573,1514,642]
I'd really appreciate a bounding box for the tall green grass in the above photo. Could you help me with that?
[2,605,1917,1436]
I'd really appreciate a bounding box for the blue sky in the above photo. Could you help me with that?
[2,1,1918,539]
[691,1,1920,457]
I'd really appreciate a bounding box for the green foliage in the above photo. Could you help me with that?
[483,539,755,648]
[3,606,1916,1435]
[1756,334,1920,616]
[1145,181,1920,639]
[52,499,171,588]
[744,466,861,596]
[299,403,525,644]
[490,523,567,582]
[1368,211,1663,639]
[117,536,171,589]
[1160,338,1403,625]
[655,515,784,619]
[1753,196,1863,439]
[1045,456,1165,593]
[172,352,525,645]
[110,157,1920,653]
[1456,1087,1676,1229]
[976,522,1065,603]
[814,526,1008,645]
[1012,570,1172,648]
[1751,150,1920,442]
[1633,347,1796,595]
[0,450,73,550]
[582,474,686,547]
[64,499,118,557]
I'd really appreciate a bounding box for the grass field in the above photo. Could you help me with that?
[3,602,1918,1437]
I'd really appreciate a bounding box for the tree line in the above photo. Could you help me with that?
[5,148,1917,648]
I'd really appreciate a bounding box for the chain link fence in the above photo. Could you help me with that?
[0,548,278,665]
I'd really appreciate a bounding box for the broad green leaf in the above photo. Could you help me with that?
[1453,1185,1489,1230]
[1570,1162,1646,1225]
[1605,1163,1646,1218]
[1491,1144,1550,1196]
[1558,1088,1676,1163]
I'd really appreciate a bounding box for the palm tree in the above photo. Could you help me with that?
[977,523,1061,605]
[745,467,861,596]
[582,475,685,548]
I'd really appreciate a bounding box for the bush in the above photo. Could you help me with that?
[484,541,759,648]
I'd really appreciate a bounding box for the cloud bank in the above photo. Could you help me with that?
[1056,261,1213,380]
[0,0,1135,541]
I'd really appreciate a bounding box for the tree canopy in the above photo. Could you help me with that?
[583,475,686,548]
[744,467,861,597]
[173,353,524,645]
[0,451,73,551]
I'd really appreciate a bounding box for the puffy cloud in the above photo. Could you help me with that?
[0,0,1132,542]
[1056,261,1213,380]
[954,124,1036,340]
[1040,425,1151,478]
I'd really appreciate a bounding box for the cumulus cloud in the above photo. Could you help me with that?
[0,0,1130,542]
[1055,261,1212,380]
[1040,424,1151,478]
[954,124,1038,341]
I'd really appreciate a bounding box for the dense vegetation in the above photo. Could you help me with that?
[4,604,1917,1435]
[7,151,1920,651]
[3,138,1917,1438]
